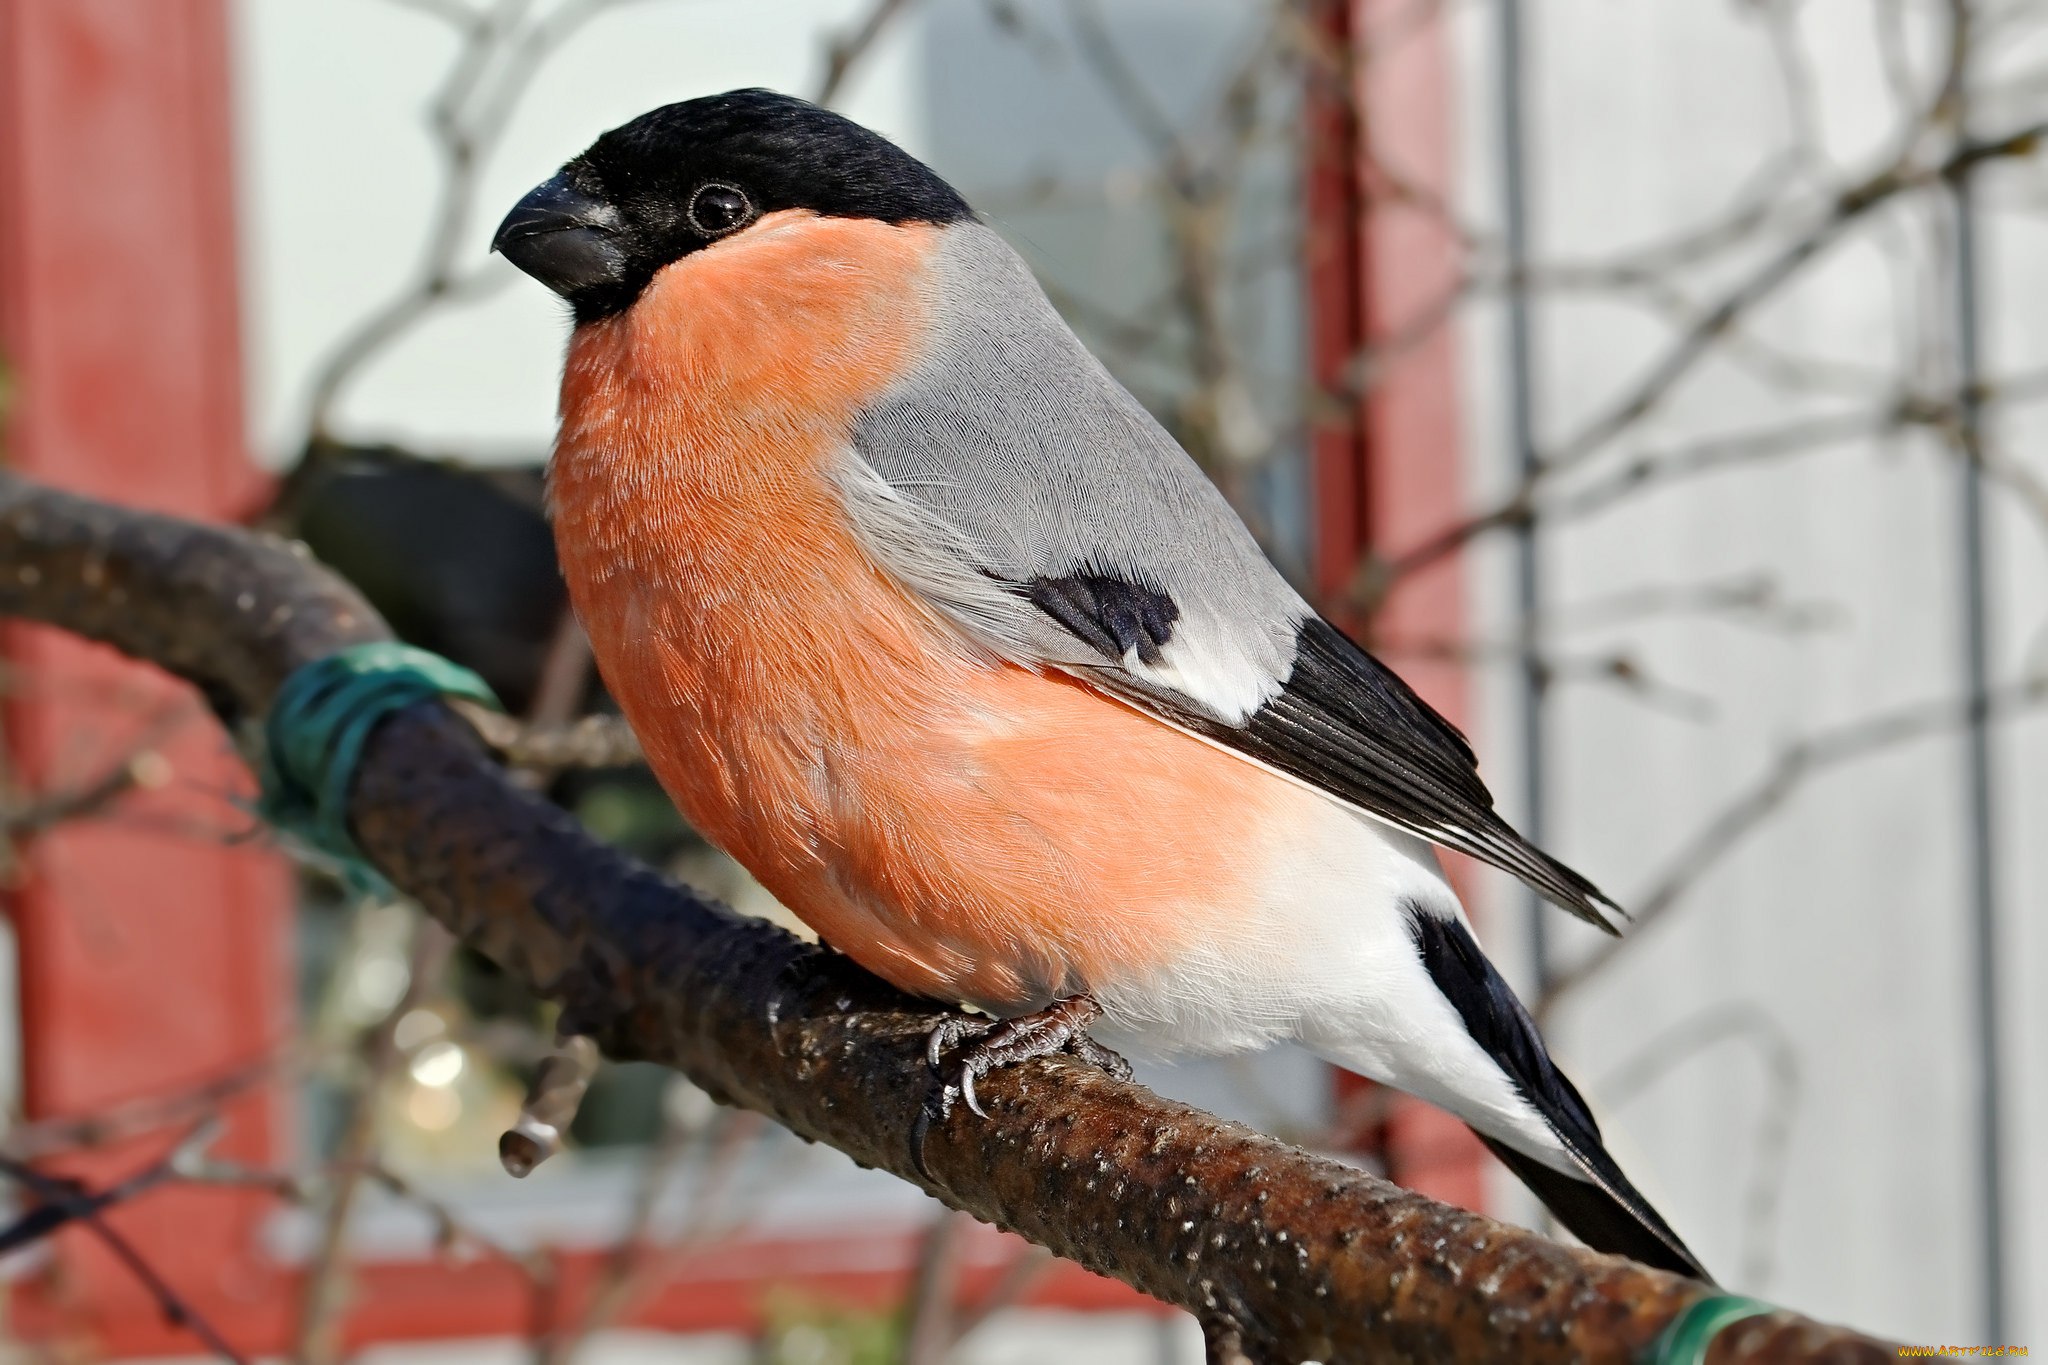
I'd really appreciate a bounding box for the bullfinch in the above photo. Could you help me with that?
[493,89,1708,1281]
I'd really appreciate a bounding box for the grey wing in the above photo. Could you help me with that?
[838,223,1303,722]
[835,224,1620,930]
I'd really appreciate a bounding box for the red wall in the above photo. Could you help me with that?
[1306,0,1490,1212]
[0,0,294,1351]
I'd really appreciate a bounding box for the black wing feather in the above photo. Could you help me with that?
[1087,615,1622,931]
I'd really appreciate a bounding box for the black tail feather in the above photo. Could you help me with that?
[1404,903,1712,1281]
[1479,1134,1712,1281]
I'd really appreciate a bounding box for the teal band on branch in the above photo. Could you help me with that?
[260,641,501,884]
[1642,1294,1778,1365]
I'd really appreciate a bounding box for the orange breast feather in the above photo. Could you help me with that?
[549,212,1274,1010]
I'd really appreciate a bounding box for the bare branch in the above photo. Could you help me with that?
[1530,117,2047,492]
[453,700,644,769]
[1540,671,2048,1012]
[0,1127,249,1365]
[1544,573,1844,638]
[1596,1006,1803,1290]
[0,472,1908,1362]
[499,1033,601,1176]
[542,1108,768,1359]
[1,1050,294,1162]
[304,0,663,445]
[899,1209,973,1365]
[295,914,459,1365]
[813,0,920,107]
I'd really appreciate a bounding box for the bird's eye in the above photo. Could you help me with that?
[687,183,753,237]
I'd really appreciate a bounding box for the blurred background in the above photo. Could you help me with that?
[0,0,2043,1359]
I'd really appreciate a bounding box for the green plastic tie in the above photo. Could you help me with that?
[1642,1295,1778,1365]
[260,641,500,886]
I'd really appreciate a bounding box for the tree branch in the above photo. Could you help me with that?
[0,472,1901,1362]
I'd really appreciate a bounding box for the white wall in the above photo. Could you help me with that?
[1452,0,2045,1341]
[230,0,924,461]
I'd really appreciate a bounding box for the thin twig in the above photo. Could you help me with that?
[452,703,643,770]
[0,1126,248,1365]
[294,915,458,1365]
[1536,117,2047,480]
[899,1209,972,1365]
[942,1240,1054,1352]
[1596,1005,1803,1290]
[813,0,919,106]
[1,1050,294,1162]
[303,0,662,447]
[1540,672,2048,1011]
[536,1108,769,1362]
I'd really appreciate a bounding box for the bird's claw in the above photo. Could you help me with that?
[923,1013,992,1072]
[910,995,1128,1177]
[1066,1030,1136,1082]
[960,1066,985,1119]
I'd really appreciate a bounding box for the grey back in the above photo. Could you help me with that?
[837,223,1306,722]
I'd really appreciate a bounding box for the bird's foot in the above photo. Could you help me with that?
[933,994,1135,1118]
[910,995,1132,1178]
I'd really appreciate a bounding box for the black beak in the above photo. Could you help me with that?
[492,173,628,298]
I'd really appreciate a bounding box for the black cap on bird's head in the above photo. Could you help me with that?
[492,88,973,322]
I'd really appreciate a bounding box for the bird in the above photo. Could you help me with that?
[492,88,1709,1281]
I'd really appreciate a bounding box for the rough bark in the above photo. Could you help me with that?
[0,473,1901,1364]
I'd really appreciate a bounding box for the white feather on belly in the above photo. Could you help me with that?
[1088,784,1574,1173]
